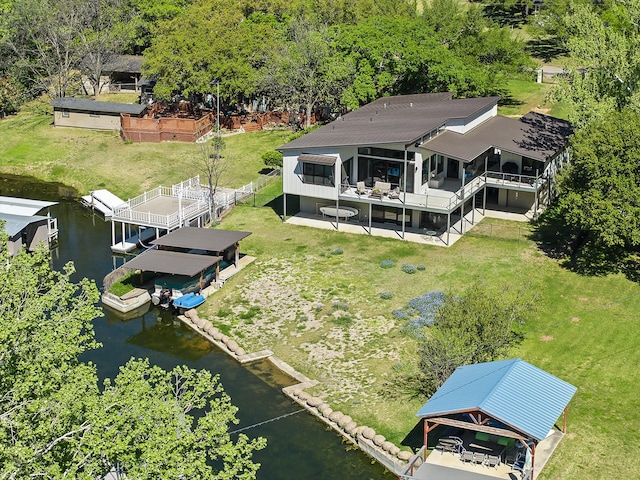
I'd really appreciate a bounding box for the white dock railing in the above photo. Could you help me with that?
[111,175,259,227]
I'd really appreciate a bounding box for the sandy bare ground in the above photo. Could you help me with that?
[208,256,404,404]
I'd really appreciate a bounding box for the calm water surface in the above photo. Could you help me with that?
[0,175,394,480]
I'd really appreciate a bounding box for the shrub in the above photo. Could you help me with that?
[261,150,283,168]
[397,291,446,338]
[417,264,426,271]
[380,259,395,268]
[332,301,349,311]
[331,248,344,255]
[332,315,353,327]
[239,305,261,319]
[402,263,417,274]
[392,309,408,320]
[380,291,393,300]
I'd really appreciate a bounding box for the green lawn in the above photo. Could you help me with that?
[0,98,290,199]
[2,93,630,479]
[204,200,640,480]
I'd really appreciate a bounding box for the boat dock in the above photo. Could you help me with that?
[109,176,212,253]
[81,189,125,218]
[0,196,59,253]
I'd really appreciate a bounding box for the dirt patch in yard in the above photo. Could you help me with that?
[208,256,405,404]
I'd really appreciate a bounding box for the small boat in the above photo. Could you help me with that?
[172,293,205,311]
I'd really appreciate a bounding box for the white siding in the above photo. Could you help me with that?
[445,104,497,134]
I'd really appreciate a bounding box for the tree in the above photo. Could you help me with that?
[554,0,640,128]
[551,109,640,274]
[124,0,194,53]
[0,236,102,476]
[0,229,265,478]
[259,18,349,126]
[142,0,278,103]
[77,0,133,96]
[262,150,283,169]
[195,134,227,220]
[2,0,89,98]
[386,281,531,398]
[0,76,22,116]
[85,359,266,479]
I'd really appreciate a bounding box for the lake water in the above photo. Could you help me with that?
[0,174,394,480]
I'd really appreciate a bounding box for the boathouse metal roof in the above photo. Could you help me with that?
[0,213,48,238]
[279,94,500,150]
[124,249,222,276]
[416,358,577,442]
[420,112,573,163]
[151,227,251,252]
[0,196,57,217]
[50,97,147,115]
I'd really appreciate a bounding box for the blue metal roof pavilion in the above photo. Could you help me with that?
[416,358,577,442]
[414,359,576,480]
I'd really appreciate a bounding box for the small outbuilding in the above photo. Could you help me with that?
[407,358,577,480]
[51,97,147,131]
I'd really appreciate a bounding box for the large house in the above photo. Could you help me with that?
[279,93,572,244]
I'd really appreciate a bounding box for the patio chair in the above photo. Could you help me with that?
[374,181,391,196]
[356,181,367,195]
[512,453,525,472]
[461,451,475,463]
[388,186,400,199]
[485,455,501,468]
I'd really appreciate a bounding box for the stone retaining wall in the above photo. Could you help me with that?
[179,308,412,476]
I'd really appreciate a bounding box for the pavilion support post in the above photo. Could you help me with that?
[446,213,451,245]
[424,420,428,453]
[531,443,536,480]
[368,203,372,234]
[335,198,339,230]
[283,193,287,221]
[111,221,116,246]
[199,271,204,290]
[121,222,125,248]
[402,206,406,239]
[215,263,220,282]
[235,243,239,267]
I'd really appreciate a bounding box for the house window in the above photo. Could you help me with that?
[90,111,100,117]
[302,163,333,186]
[62,109,69,118]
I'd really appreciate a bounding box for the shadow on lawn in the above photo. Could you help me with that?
[532,207,640,280]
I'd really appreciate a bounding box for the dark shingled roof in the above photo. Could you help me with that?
[51,97,147,115]
[124,250,221,276]
[151,227,251,252]
[279,93,500,150]
[102,55,143,74]
[421,112,573,162]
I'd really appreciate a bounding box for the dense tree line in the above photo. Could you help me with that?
[0,0,534,118]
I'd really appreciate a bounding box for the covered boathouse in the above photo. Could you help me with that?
[402,358,577,480]
[102,227,252,313]
[0,196,58,255]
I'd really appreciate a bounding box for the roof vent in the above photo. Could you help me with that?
[370,117,373,122]
[383,103,387,108]
[410,102,413,107]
